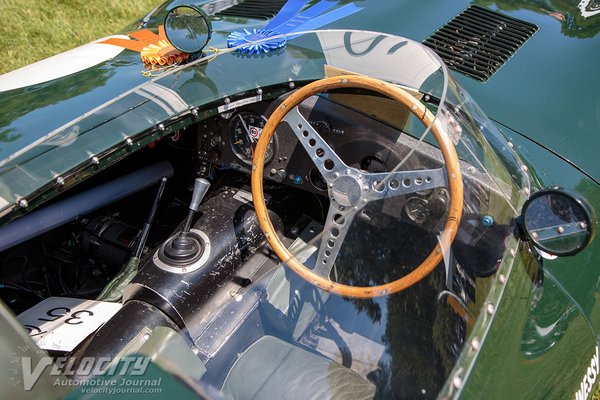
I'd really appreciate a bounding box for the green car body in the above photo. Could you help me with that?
[0,1,599,399]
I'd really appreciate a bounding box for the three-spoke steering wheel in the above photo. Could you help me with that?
[251,75,463,298]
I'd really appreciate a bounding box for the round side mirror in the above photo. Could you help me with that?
[521,188,595,256]
[164,5,212,54]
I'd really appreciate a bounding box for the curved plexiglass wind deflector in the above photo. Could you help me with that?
[0,30,531,398]
[164,5,212,54]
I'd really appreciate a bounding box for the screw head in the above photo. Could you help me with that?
[452,376,463,389]
[18,199,28,208]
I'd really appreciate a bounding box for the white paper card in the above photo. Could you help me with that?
[17,297,122,352]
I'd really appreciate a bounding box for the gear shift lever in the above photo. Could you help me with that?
[160,178,211,265]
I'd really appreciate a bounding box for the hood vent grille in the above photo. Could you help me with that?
[216,0,288,20]
[424,5,538,82]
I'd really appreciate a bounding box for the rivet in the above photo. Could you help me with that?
[345,169,351,175]
[191,108,199,117]
[499,274,506,283]
[580,222,588,230]
[411,105,417,111]
[557,226,565,234]
[126,138,134,146]
[143,333,150,341]
[470,337,480,351]
[486,303,495,315]
[56,176,65,186]
[192,348,200,355]
[523,187,530,197]
[91,156,99,165]
[257,88,263,95]
[507,141,514,148]
[281,105,286,110]
[509,248,516,257]
[531,231,538,239]
[224,97,231,104]
[329,183,333,188]
[333,172,339,178]
[289,81,295,89]
[18,199,28,208]
[452,376,463,389]
[342,78,348,84]
[158,123,165,131]
[520,164,528,173]
[424,95,431,101]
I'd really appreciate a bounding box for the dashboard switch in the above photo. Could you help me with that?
[270,168,287,182]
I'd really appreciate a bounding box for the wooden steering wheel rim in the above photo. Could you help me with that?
[251,75,463,298]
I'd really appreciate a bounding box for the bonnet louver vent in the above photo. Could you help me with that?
[423,5,538,82]
[215,0,288,20]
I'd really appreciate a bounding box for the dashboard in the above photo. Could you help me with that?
[196,93,421,196]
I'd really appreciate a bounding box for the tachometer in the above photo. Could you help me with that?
[229,111,275,165]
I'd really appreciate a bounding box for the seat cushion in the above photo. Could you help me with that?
[222,335,375,400]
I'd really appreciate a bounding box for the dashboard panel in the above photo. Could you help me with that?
[195,91,500,234]
[196,94,416,196]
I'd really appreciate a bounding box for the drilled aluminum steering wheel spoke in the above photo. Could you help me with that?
[283,107,348,183]
[363,167,447,201]
[312,204,359,278]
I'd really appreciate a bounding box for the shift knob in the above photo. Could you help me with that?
[189,178,211,212]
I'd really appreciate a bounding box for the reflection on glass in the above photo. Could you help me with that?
[164,6,211,54]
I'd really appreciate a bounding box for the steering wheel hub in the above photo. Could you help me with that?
[332,175,363,207]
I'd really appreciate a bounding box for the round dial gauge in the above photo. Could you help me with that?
[405,197,430,224]
[229,111,275,165]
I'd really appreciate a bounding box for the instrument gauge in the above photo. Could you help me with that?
[405,197,430,224]
[229,111,276,165]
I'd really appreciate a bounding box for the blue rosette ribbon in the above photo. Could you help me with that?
[227,29,287,55]
[227,0,363,55]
